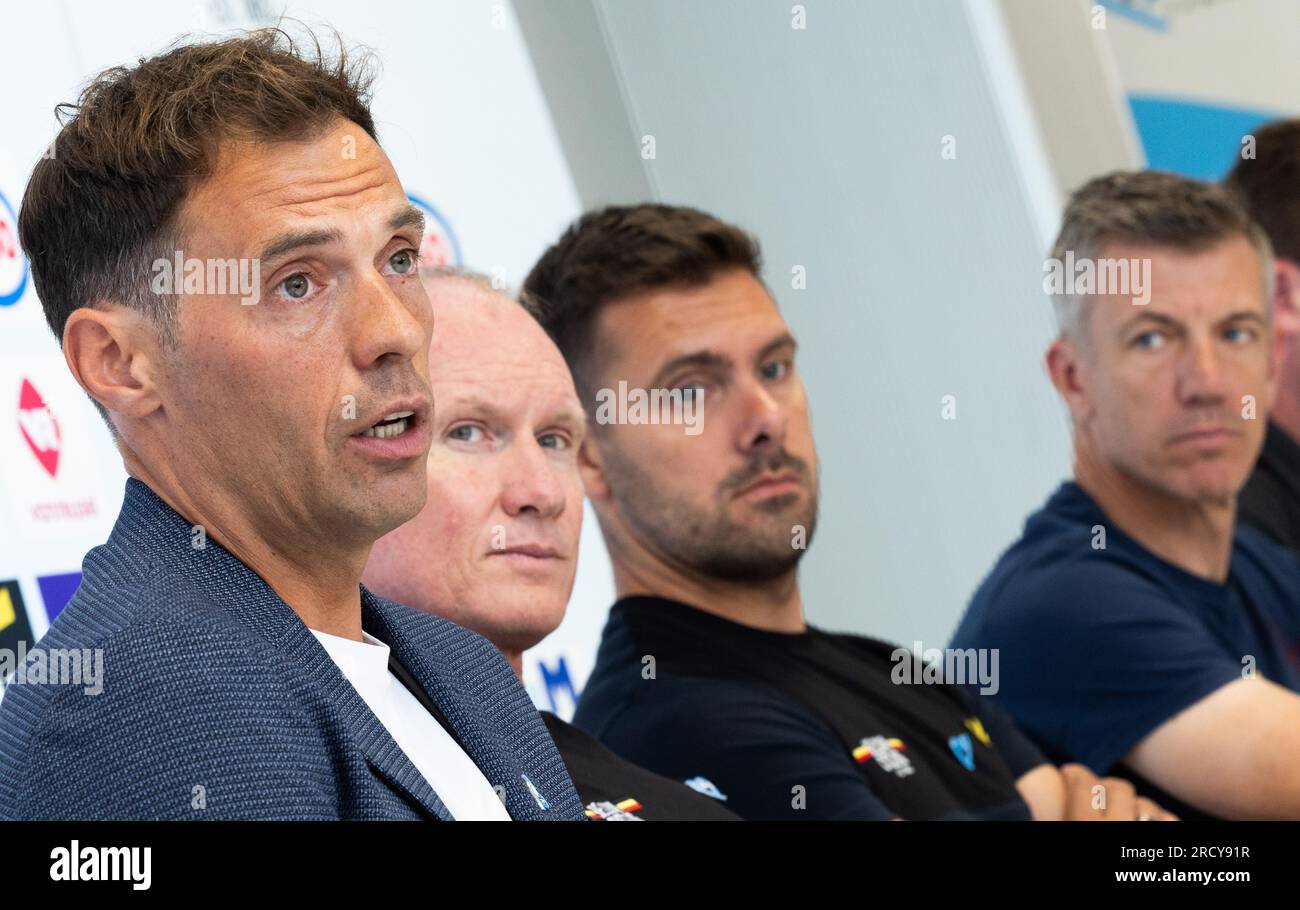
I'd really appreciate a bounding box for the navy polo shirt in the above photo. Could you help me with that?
[951,481,1300,795]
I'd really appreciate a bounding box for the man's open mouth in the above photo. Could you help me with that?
[360,410,415,439]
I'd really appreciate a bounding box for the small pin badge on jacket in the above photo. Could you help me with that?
[521,773,550,810]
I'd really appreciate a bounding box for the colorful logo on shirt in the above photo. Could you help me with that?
[584,798,644,821]
[964,717,991,748]
[684,776,728,801]
[521,773,550,811]
[949,733,976,771]
[853,736,914,777]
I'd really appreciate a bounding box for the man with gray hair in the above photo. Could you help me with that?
[952,170,1300,820]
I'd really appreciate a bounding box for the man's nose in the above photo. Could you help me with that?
[349,268,431,369]
[500,441,566,519]
[1176,334,1227,405]
[735,377,788,453]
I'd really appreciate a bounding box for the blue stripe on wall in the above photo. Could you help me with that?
[1128,95,1285,181]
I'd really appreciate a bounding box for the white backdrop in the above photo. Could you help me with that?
[0,0,613,717]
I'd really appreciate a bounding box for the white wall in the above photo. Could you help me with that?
[522,0,1087,649]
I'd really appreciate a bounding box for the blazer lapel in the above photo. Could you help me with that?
[278,619,455,821]
[362,591,547,821]
[105,479,457,819]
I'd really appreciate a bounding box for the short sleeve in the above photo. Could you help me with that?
[951,684,1047,778]
[957,559,1243,774]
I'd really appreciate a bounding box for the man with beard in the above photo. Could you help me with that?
[521,204,1170,821]
[365,268,738,819]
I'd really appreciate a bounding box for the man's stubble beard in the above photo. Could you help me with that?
[602,438,819,582]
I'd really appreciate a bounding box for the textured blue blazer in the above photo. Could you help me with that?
[0,478,583,820]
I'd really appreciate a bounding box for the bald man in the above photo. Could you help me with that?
[364,268,738,820]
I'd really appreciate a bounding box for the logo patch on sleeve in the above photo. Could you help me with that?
[964,716,992,747]
[948,733,976,771]
[852,736,914,777]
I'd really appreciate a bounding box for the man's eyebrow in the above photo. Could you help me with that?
[1115,309,1268,340]
[550,401,588,431]
[258,227,343,265]
[1221,310,1268,324]
[256,204,426,265]
[438,394,587,436]
[756,332,797,362]
[651,350,733,387]
[1115,310,1182,339]
[440,394,511,426]
[389,204,426,238]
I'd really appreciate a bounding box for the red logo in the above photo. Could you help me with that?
[18,378,61,477]
[408,194,461,272]
[0,213,17,261]
[418,222,456,270]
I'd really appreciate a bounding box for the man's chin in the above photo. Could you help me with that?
[1161,472,1241,509]
[466,599,564,656]
[350,477,428,538]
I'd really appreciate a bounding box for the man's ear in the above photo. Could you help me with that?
[1045,334,1093,426]
[577,428,611,502]
[62,306,165,422]
[1269,259,1300,372]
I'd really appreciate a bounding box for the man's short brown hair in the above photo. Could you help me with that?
[521,203,763,406]
[18,26,377,427]
[1049,170,1273,341]
[1225,118,1300,264]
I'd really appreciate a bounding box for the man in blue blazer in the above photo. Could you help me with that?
[0,28,581,821]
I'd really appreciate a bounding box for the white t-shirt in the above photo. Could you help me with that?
[310,626,511,820]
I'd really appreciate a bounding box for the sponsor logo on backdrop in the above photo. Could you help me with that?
[37,571,82,623]
[0,189,29,307]
[0,580,34,657]
[7,372,100,527]
[1096,0,1239,32]
[408,193,462,270]
[18,377,61,477]
[535,653,578,714]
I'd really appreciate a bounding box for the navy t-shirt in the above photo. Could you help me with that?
[951,480,1300,812]
[574,596,1046,821]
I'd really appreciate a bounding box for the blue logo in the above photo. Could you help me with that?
[948,733,975,771]
[407,193,463,269]
[37,572,82,623]
[0,190,30,307]
[1095,0,1167,31]
[684,776,728,801]
[536,654,579,714]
